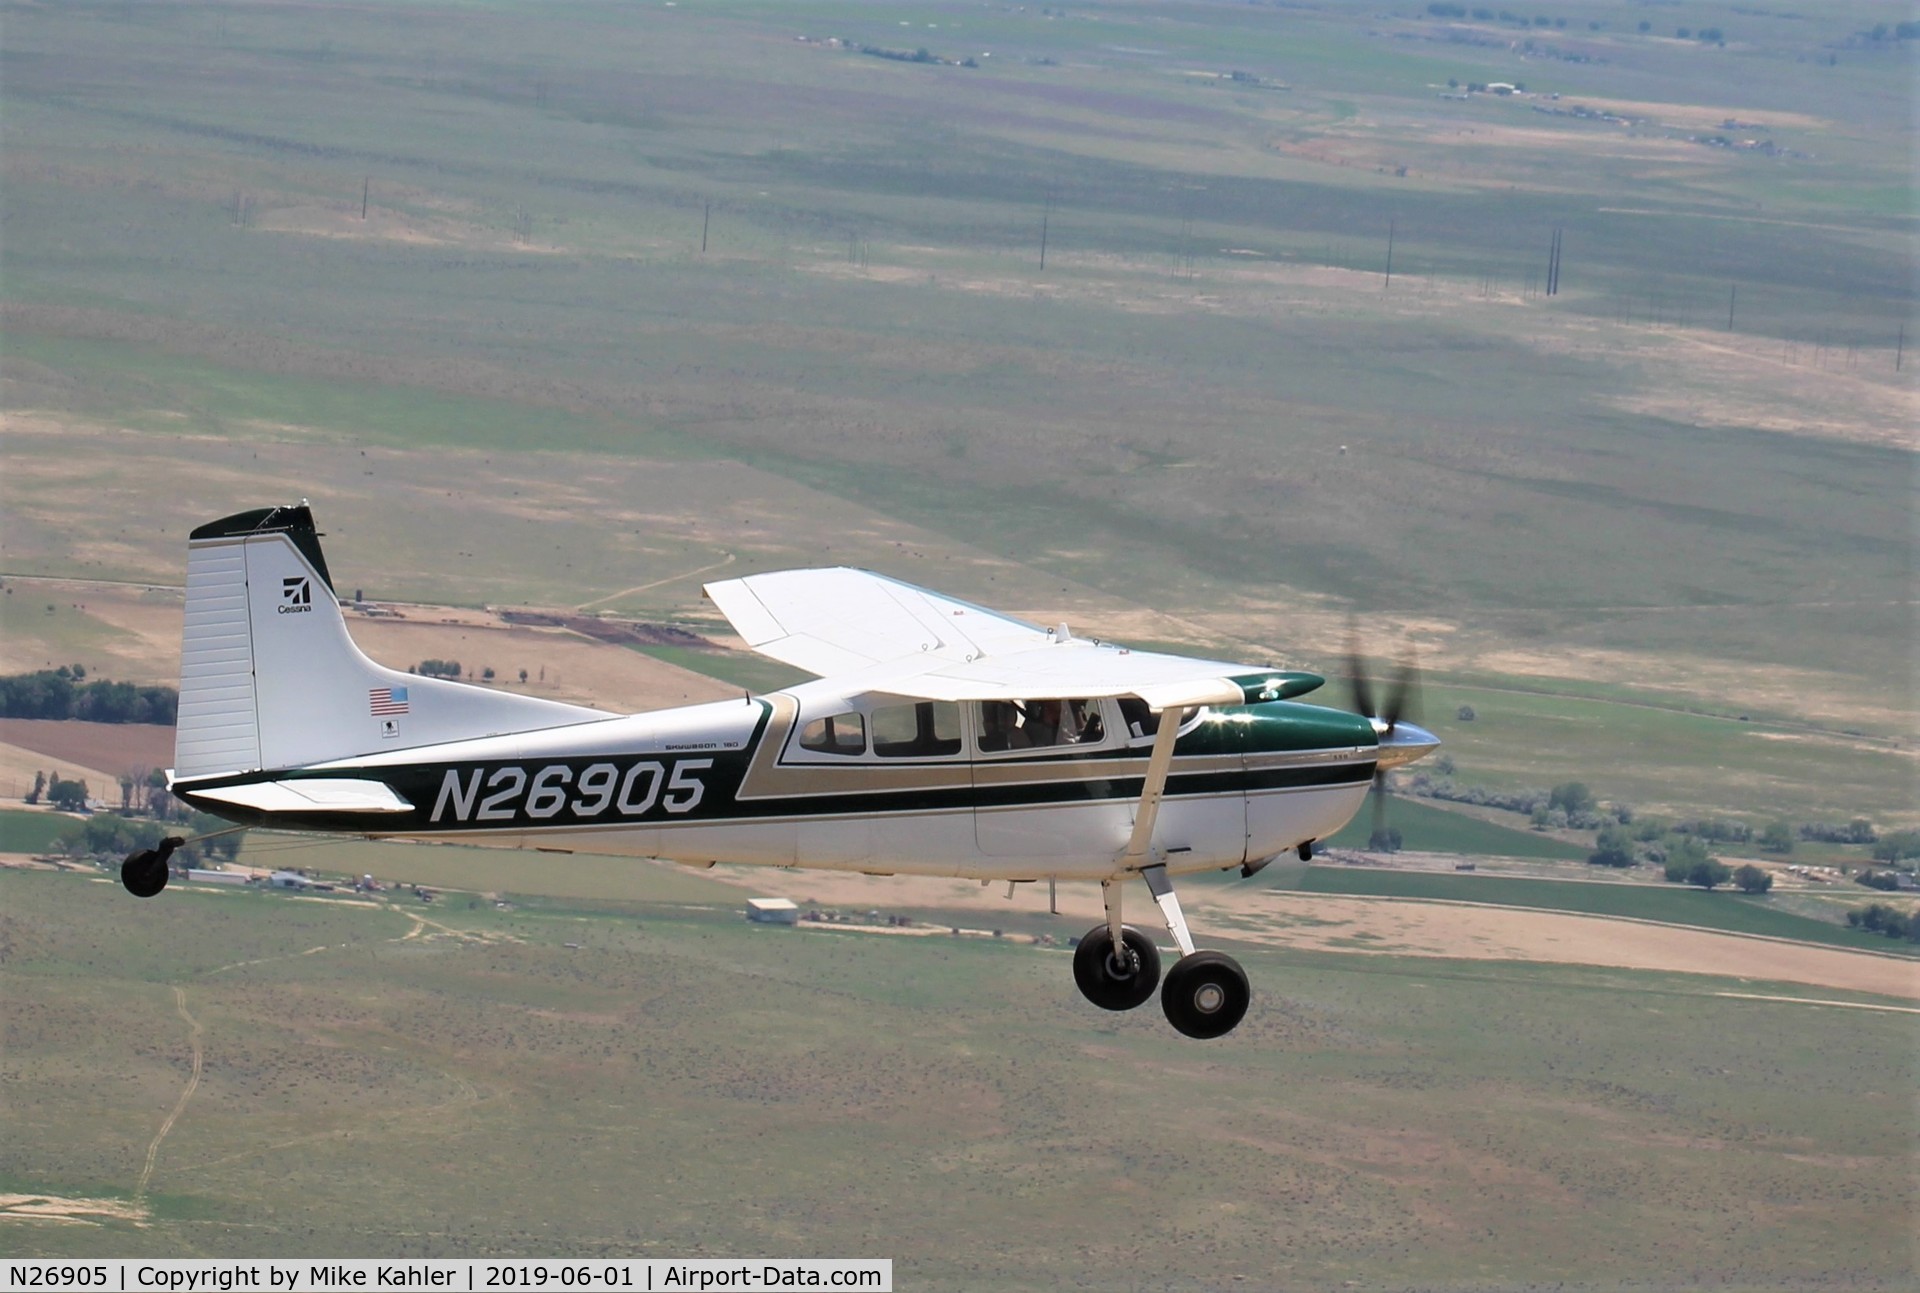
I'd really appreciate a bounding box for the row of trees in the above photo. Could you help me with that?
[1847,903,1920,943]
[1406,770,1902,867]
[1584,825,1767,891]
[49,812,239,866]
[414,661,529,683]
[0,667,178,724]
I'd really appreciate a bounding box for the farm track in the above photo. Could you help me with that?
[137,986,204,1198]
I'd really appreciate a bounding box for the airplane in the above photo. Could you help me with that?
[122,502,1439,1039]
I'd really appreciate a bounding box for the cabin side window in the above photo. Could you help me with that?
[978,698,1108,753]
[872,700,964,758]
[1117,697,1159,740]
[797,712,866,756]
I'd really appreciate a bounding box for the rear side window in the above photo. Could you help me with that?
[798,712,865,756]
[872,701,963,758]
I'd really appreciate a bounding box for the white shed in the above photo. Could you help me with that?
[746,897,800,925]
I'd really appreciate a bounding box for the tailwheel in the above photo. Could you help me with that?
[1072,924,1161,1011]
[1161,950,1250,1039]
[121,836,183,899]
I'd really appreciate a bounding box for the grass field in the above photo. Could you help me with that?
[0,0,1910,835]
[1322,795,1589,859]
[3,866,1914,1287]
[0,808,76,854]
[2,2,1914,1283]
[1289,863,1920,957]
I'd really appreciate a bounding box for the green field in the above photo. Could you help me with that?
[3,866,1914,1286]
[1322,795,1589,859]
[1290,864,1920,956]
[0,808,77,854]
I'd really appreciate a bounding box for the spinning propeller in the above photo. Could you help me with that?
[1347,627,1422,851]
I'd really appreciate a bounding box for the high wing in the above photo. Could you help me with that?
[704,567,1322,710]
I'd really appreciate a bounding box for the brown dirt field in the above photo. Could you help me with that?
[0,721,172,783]
[699,866,1920,1000]
[344,615,737,713]
[0,742,119,799]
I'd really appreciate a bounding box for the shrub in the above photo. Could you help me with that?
[1589,825,1635,868]
[1733,864,1773,894]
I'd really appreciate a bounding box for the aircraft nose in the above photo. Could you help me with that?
[1375,720,1440,770]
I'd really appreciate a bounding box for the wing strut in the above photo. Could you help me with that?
[1117,707,1198,957]
[1118,705,1191,874]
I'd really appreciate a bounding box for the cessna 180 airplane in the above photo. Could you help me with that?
[124,503,1438,1039]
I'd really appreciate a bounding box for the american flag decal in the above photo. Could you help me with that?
[369,686,410,716]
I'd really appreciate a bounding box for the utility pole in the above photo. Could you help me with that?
[1897,323,1905,371]
[361,176,369,221]
[1383,219,1394,289]
[1039,192,1052,272]
[701,200,710,254]
[1727,284,1736,331]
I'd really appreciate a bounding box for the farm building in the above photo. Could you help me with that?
[186,869,251,886]
[746,897,799,925]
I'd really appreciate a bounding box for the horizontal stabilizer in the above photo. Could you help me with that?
[182,778,415,815]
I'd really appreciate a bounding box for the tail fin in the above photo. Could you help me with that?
[174,503,612,781]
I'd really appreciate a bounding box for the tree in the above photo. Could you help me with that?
[1871,830,1920,863]
[1663,834,1711,883]
[1758,821,1795,854]
[1549,782,1595,816]
[1733,864,1773,894]
[1688,857,1732,891]
[518,668,529,684]
[48,777,89,812]
[1589,825,1635,868]
[1456,705,1475,721]
[1368,826,1403,853]
[27,770,44,804]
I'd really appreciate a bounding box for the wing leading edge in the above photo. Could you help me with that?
[704,567,1321,710]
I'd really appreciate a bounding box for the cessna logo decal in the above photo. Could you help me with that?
[429,759,713,824]
[278,576,312,614]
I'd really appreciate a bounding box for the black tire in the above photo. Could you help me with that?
[121,849,170,899]
[1161,950,1250,1039]
[1072,924,1161,1011]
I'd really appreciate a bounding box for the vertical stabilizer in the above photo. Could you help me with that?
[172,504,613,781]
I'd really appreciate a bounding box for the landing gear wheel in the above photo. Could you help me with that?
[121,836,182,899]
[1073,924,1161,1011]
[122,850,170,898]
[1161,950,1250,1039]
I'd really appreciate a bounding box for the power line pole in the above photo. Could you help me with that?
[1726,283,1736,331]
[361,176,368,221]
[1383,219,1394,289]
[701,200,710,254]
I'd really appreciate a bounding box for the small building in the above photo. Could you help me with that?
[187,869,251,886]
[746,897,800,925]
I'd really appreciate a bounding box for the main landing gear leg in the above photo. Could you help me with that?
[1142,863,1250,1040]
[1073,878,1160,1012]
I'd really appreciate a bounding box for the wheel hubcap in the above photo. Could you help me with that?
[1107,951,1136,979]
[1194,983,1225,1014]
